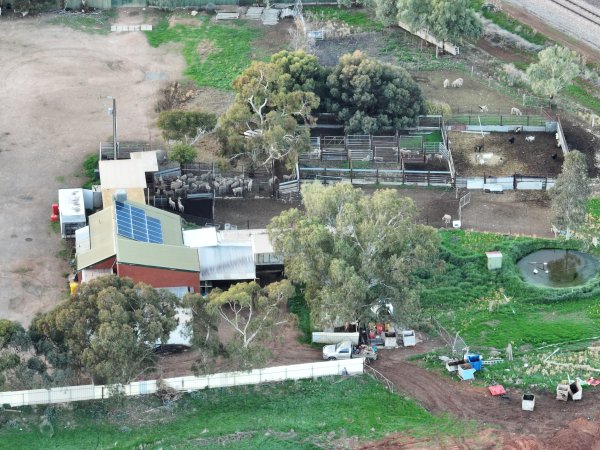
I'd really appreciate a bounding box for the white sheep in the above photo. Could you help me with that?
[434,153,444,161]
[283,174,294,182]
[247,179,253,192]
[168,197,176,210]
[514,126,522,133]
[525,136,535,142]
[479,105,489,112]
[442,214,452,226]
[443,78,450,88]
[232,187,243,196]
[510,107,522,116]
[177,198,184,213]
[451,78,463,88]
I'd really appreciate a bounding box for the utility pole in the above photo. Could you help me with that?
[108,96,118,160]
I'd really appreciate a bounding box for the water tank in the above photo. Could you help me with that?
[114,189,127,203]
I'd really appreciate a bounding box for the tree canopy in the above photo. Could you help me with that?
[325,51,426,134]
[550,150,591,239]
[216,51,320,168]
[157,110,217,143]
[395,0,482,43]
[268,183,440,328]
[169,142,198,166]
[527,45,581,98]
[186,280,294,373]
[31,276,180,384]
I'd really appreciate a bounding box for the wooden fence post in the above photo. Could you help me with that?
[376,168,379,185]
[513,173,517,190]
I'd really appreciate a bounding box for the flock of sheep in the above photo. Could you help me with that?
[155,172,257,213]
[442,78,525,117]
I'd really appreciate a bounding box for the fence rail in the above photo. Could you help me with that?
[300,167,452,187]
[446,114,546,127]
[455,174,555,191]
[0,359,364,407]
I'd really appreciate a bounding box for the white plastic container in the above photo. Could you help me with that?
[522,394,535,411]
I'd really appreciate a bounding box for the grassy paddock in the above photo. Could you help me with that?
[419,230,600,390]
[0,377,471,448]
[304,6,383,31]
[145,16,262,89]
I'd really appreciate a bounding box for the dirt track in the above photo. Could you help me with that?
[0,15,184,325]
[371,342,600,448]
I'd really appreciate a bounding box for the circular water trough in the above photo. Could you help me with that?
[517,249,600,288]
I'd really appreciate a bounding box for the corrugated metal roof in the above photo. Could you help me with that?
[76,208,116,270]
[130,150,159,172]
[102,188,146,209]
[77,200,190,271]
[117,238,200,272]
[198,243,255,281]
[183,228,219,248]
[218,229,275,255]
[99,159,148,189]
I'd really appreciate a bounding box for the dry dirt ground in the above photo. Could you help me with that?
[0,15,185,325]
[450,131,564,177]
[367,341,600,449]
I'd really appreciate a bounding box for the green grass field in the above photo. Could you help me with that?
[0,377,471,449]
[564,79,600,116]
[145,16,263,90]
[418,230,600,390]
[304,6,383,32]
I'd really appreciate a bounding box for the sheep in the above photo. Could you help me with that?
[361,154,372,162]
[283,174,294,181]
[514,126,522,133]
[177,198,184,213]
[442,214,452,226]
[434,153,444,162]
[525,136,535,142]
[474,144,484,153]
[479,105,489,112]
[510,107,522,116]
[247,179,253,192]
[552,153,558,160]
[168,197,176,210]
[443,78,450,88]
[508,137,515,144]
[451,78,463,88]
[232,186,243,196]
[399,149,412,158]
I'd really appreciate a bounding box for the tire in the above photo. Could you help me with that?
[327,357,336,361]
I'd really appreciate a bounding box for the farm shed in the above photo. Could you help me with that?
[183,228,255,282]
[58,188,87,239]
[98,151,158,209]
[76,196,200,293]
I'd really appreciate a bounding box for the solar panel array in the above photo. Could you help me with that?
[115,201,163,244]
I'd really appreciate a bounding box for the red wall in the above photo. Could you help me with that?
[88,256,116,270]
[116,263,200,293]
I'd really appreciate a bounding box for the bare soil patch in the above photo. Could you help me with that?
[371,344,600,447]
[449,131,563,177]
[197,39,216,63]
[0,18,185,325]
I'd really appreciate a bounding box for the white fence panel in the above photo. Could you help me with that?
[517,181,544,190]
[466,178,485,189]
[0,360,364,407]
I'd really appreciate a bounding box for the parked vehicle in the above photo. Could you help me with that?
[322,340,377,362]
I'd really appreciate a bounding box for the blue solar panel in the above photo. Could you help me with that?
[114,201,163,244]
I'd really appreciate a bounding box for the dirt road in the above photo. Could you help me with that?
[371,344,600,448]
[0,15,184,325]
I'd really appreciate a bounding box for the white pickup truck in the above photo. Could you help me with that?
[322,340,377,362]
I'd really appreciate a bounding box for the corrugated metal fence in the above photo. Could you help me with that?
[0,359,363,407]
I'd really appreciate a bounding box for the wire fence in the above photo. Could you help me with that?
[0,359,364,407]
